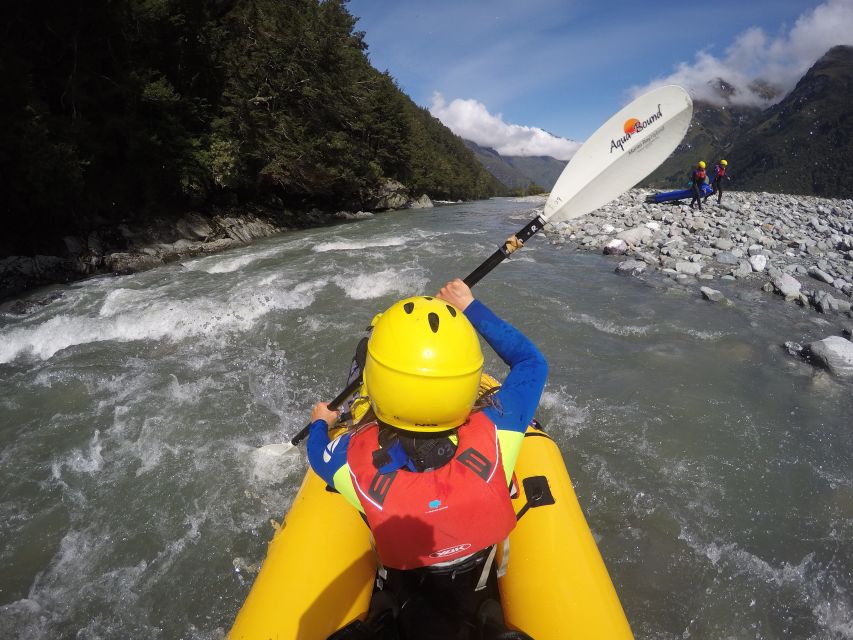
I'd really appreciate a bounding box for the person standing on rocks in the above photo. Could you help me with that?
[709,160,729,204]
[689,161,708,210]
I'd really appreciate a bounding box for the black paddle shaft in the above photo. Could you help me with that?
[290,336,370,446]
[463,215,547,287]
[290,376,364,446]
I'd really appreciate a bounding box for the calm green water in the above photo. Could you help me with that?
[1,199,851,639]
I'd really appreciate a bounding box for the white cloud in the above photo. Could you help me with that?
[631,0,853,106]
[429,93,580,160]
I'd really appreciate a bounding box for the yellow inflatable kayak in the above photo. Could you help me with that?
[230,419,633,639]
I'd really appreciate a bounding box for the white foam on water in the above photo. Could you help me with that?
[334,268,427,300]
[312,236,408,253]
[248,445,304,486]
[683,328,727,341]
[61,430,105,475]
[0,528,146,638]
[538,387,589,438]
[293,315,352,333]
[565,311,653,337]
[183,241,300,274]
[677,527,852,636]
[0,277,330,363]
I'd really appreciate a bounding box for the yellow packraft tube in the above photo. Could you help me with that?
[500,429,633,639]
[230,423,633,639]
[228,468,373,639]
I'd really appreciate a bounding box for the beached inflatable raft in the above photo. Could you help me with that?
[229,415,633,639]
[646,182,712,203]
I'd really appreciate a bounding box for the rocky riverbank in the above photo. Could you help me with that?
[0,180,433,304]
[543,189,853,376]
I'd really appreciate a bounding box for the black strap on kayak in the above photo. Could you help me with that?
[514,475,556,522]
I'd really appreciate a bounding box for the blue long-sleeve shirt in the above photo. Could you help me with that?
[306,299,547,511]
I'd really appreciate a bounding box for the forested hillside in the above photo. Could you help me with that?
[0,0,501,256]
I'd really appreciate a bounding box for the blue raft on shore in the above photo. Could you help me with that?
[646,183,712,203]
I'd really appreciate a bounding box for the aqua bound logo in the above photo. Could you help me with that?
[429,543,471,559]
[610,103,663,154]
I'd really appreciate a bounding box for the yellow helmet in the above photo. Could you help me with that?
[698,161,706,169]
[720,159,728,166]
[363,296,483,432]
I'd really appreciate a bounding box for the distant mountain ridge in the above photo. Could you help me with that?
[645,45,853,198]
[463,140,567,191]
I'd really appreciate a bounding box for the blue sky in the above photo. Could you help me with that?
[348,0,853,158]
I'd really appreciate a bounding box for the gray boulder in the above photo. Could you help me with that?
[676,261,702,276]
[715,251,739,265]
[802,336,853,377]
[408,194,434,209]
[616,227,652,246]
[615,259,647,276]
[603,239,629,255]
[367,179,409,210]
[749,254,768,272]
[700,286,728,304]
[808,266,835,284]
[771,272,802,301]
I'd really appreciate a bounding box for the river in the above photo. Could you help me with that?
[1,198,851,639]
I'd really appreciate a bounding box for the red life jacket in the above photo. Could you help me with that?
[347,412,517,569]
[715,165,726,178]
[694,168,707,180]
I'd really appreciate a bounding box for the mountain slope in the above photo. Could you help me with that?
[644,46,853,197]
[463,140,567,190]
[727,45,853,196]
[463,141,534,190]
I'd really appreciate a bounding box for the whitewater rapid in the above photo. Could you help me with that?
[1,198,851,639]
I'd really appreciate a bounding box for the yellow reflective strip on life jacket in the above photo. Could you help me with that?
[333,464,365,513]
[497,430,524,485]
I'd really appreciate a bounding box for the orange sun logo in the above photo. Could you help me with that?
[623,118,640,135]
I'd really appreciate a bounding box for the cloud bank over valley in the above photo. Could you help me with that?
[430,93,580,161]
[631,0,853,106]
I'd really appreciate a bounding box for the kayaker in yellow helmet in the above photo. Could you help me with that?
[307,278,547,639]
[710,159,730,204]
[689,160,708,210]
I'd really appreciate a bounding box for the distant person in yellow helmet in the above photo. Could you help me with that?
[689,160,708,210]
[710,159,730,204]
[307,278,546,640]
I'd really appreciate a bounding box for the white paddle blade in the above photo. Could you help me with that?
[544,85,692,224]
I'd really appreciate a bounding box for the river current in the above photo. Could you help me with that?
[1,198,851,639]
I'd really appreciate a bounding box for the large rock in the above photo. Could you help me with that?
[802,336,853,377]
[603,239,628,255]
[715,251,739,265]
[771,272,802,301]
[700,286,728,303]
[615,259,647,276]
[616,227,652,246]
[749,254,768,272]
[808,265,835,284]
[366,179,409,210]
[104,252,163,273]
[676,261,702,276]
[408,194,434,209]
[175,213,213,240]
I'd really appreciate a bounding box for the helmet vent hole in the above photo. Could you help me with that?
[404,302,415,314]
[446,305,457,317]
[428,312,440,333]
[424,296,433,301]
